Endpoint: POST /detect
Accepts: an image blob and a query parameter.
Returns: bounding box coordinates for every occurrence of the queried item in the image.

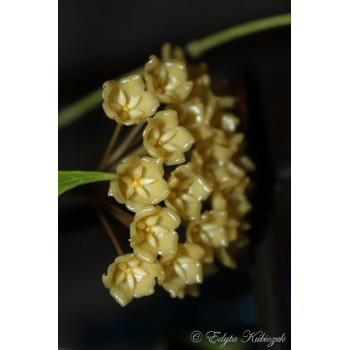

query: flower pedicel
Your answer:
[102,44,254,306]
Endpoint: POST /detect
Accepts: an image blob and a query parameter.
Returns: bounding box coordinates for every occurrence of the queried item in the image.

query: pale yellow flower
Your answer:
[189,71,235,109]
[165,163,213,220]
[130,205,181,263]
[190,149,237,190]
[195,129,233,163]
[211,110,240,133]
[188,73,212,103]
[168,97,216,142]
[192,131,246,190]
[186,192,239,263]
[210,189,228,211]
[166,71,236,142]
[108,156,169,213]
[144,55,193,103]
[102,74,159,125]
[213,182,252,269]
[227,133,256,173]
[224,177,252,219]
[143,109,195,165]
[102,254,160,306]
[158,242,204,298]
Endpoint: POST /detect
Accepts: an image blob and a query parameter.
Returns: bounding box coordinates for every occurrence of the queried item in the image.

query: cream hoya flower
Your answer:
[211,109,240,134]
[214,184,252,269]
[102,254,160,307]
[224,177,252,219]
[228,133,256,173]
[195,128,233,163]
[165,163,213,221]
[158,242,204,298]
[168,96,216,142]
[144,55,193,104]
[186,192,239,263]
[192,131,245,190]
[143,109,195,165]
[102,74,159,125]
[189,71,235,109]
[188,74,214,108]
[130,205,180,263]
[108,156,169,213]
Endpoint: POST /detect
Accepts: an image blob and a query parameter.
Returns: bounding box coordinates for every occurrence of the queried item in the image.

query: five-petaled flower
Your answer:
[102,254,160,307]
[102,74,159,125]
[108,156,169,212]
[191,130,245,190]
[158,242,204,299]
[186,202,239,264]
[144,55,193,104]
[165,163,213,220]
[143,109,195,165]
[130,205,180,263]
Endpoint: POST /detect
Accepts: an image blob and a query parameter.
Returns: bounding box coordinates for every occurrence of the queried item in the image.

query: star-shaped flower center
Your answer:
[115,259,148,289]
[136,215,168,248]
[150,127,178,150]
[110,89,143,121]
[192,223,223,246]
[121,165,156,199]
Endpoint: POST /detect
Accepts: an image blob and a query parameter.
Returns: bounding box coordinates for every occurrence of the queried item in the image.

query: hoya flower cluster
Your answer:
[102,44,254,306]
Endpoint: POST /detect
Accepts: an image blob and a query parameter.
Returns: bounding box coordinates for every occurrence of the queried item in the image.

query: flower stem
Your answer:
[58,88,103,129]
[185,13,291,58]
[92,202,124,256]
[97,123,123,171]
[58,13,290,128]
[107,122,145,169]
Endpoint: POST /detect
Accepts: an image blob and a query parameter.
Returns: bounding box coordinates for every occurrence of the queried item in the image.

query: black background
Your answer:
[59,1,291,349]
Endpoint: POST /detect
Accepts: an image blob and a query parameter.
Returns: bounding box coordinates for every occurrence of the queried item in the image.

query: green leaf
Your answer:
[58,170,118,196]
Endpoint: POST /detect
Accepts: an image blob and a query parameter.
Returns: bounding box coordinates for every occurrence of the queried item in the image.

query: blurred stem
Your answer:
[185,13,291,58]
[97,123,122,171]
[107,123,145,169]
[58,87,103,129]
[58,13,290,128]
[103,201,134,228]
[92,202,124,256]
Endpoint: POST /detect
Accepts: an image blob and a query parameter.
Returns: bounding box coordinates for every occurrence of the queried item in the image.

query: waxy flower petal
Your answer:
[186,206,239,263]
[102,74,159,125]
[165,163,213,220]
[145,55,193,104]
[224,177,252,219]
[143,109,195,165]
[130,205,181,262]
[102,254,160,306]
[109,156,169,212]
[158,242,204,298]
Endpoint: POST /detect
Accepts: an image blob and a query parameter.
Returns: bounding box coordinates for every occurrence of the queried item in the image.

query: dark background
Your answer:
[59,1,291,349]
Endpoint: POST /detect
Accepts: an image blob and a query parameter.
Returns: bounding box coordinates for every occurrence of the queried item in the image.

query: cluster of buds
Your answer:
[101,44,254,306]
